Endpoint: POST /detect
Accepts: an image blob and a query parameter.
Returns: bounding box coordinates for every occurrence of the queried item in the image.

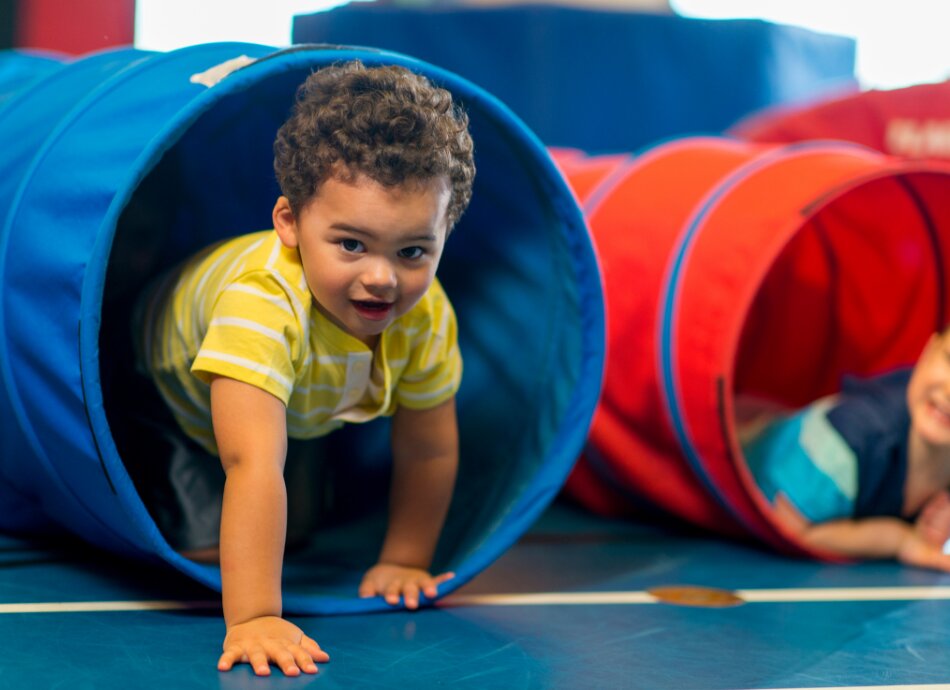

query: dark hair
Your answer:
[274,60,475,230]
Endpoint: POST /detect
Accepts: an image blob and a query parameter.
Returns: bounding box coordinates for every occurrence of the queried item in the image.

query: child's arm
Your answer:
[773,492,950,571]
[210,376,330,677]
[359,396,459,609]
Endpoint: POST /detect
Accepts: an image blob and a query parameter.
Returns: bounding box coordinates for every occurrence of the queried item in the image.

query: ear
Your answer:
[273,196,299,249]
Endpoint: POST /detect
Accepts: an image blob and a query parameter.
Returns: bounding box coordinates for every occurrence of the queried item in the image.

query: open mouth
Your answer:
[353,299,393,320]
[930,400,950,424]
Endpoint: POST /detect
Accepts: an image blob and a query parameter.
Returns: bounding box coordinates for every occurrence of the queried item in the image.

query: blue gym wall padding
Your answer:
[293,6,857,154]
[0,43,605,614]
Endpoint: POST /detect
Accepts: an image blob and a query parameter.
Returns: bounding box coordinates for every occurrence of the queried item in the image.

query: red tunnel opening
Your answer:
[556,139,950,558]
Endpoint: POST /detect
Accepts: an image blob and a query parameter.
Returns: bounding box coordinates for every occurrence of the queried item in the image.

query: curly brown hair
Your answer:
[274,60,475,231]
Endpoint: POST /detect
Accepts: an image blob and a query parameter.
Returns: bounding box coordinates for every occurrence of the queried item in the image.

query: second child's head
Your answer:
[272,61,476,346]
[907,326,950,450]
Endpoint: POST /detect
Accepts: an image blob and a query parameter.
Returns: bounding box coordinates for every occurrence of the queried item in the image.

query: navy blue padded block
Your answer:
[293,6,856,154]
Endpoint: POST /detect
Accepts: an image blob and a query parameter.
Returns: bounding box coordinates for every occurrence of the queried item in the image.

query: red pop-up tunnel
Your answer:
[732,80,950,160]
[556,138,950,554]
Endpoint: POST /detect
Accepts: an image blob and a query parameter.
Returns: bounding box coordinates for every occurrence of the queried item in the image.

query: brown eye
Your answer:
[399,246,425,260]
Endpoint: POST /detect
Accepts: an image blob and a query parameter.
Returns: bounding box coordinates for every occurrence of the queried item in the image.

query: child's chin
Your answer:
[913,420,950,449]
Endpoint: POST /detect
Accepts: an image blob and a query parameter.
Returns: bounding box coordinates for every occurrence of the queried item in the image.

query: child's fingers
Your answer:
[267,647,301,677]
[403,582,421,609]
[219,637,327,677]
[358,577,378,598]
[300,635,330,662]
[358,567,455,606]
[247,648,272,676]
[418,572,454,599]
[919,547,950,572]
[902,539,950,572]
[384,579,404,605]
[217,646,244,671]
[287,645,319,675]
[266,640,317,677]
[432,571,456,586]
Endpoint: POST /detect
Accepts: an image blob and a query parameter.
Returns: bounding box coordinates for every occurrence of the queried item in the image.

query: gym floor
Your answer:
[3,500,950,689]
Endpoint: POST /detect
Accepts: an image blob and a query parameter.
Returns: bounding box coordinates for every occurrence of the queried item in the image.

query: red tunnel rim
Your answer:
[662,144,950,558]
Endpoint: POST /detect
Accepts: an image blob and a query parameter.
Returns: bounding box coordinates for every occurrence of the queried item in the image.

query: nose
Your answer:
[361,256,398,292]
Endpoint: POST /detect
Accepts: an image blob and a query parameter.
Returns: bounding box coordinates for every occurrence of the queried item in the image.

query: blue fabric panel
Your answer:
[0,50,63,109]
[292,7,856,154]
[0,44,277,556]
[0,48,148,535]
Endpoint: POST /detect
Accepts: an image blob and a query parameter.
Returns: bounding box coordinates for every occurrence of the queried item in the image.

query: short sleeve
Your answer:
[742,400,857,523]
[191,271,304,405]
[395,287,463,410]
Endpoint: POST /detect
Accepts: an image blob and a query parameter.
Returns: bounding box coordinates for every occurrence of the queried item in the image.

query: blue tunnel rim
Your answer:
[64,42,604,613]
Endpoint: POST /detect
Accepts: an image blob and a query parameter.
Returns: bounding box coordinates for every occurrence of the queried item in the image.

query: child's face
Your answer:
[273,173,451,347]
[907,331,950,448]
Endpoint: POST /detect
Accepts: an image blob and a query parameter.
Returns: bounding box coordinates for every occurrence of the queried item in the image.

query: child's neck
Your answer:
[359,333,380,351]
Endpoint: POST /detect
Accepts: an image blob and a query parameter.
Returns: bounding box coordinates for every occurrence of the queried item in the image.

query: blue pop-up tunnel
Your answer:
[0,44,604,613]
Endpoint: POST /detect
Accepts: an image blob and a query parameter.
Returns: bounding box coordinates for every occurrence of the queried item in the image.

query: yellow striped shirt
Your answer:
[139,230,462,455]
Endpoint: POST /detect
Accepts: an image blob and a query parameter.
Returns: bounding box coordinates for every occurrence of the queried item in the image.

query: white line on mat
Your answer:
[0,600,219,614]
[743,686,950,690]
[443,586,950,606]
[7,586,950,614]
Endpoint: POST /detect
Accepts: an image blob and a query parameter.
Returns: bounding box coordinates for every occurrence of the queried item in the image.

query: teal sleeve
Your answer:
[742,403,857,523]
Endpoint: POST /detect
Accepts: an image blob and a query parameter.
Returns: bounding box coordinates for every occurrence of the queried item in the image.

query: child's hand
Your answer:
[359,563,455,609]
[915,490,950,547]
[897,528,950,572]
[218,615,329,677]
